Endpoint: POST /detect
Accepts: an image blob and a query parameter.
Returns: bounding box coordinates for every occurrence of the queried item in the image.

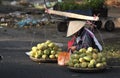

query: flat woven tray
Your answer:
[67,66,107,73]
[30,56,57,63]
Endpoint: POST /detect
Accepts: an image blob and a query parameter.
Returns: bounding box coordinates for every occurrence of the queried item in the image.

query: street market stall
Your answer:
[25,6,109,72]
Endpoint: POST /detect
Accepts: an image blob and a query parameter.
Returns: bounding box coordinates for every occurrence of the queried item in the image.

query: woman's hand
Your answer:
[70,46,77,51]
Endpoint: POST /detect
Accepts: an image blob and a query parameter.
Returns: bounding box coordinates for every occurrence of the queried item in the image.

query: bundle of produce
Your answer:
[67,47,107,69]
[29,40,62,60]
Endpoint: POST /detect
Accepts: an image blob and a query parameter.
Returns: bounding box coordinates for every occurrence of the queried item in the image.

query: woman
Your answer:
[67,21,102,53]
[44,8,101,52]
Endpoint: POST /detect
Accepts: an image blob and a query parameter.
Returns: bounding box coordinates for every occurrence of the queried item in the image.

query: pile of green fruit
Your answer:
[67,47,107,68]
[29,40,62,59]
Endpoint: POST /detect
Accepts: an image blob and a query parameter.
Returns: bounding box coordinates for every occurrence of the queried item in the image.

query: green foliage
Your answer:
[56,0,105,10]
[84,0,105,9]
[102,45,120,58]
[57,0,77,11]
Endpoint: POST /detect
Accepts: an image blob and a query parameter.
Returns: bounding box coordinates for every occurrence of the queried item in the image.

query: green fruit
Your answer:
[34,51,42,58]
[88,63,94,68]
[96,63,103,68]
[37,50,42,54]
[32,46,38,52]
[45,40,52,45]
[79,53,86,57]
[37,50,43,58]
[96,57,101,63]
[81,62,88,68]
[102,62,107,66]
[98,53,103,58]
[70,54,74,59]
[93,49,98,53]
[41,43,47,50]
[86,50,92,54]
[42,55,48,59]
[90,59,96,65]
[83,56,92,61]
[51,50,56,55]
[73,59,79,64]
[35,54,41,58]
[55,54,58,58]
[40,43,45,46]
[79,49,83,53]
[79,58,85,63]
[30,51,36,57]
[48,43,55,48]
[79,48,86,53]
[74,63,80,68]
[68,62,74,67]
[44,49,50,55]
[70,54,79,59]
[72,54,80,59]
[87,47,93,52]
[73,50,79,53]
[86,52,92,56]
[49,55,55,59]
[53,46,59,51]
[92,53,98,59]
[37,44,42,49]
[44,44,48,49]
[101,57,106,62]
[34,54,38,58]
[37,43,45,50]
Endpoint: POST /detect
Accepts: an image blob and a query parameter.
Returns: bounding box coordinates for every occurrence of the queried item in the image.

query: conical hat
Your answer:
[67,21,86,37]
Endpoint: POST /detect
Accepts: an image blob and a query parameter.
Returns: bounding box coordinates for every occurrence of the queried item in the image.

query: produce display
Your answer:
[29,40,62,60]
[67,47,107,69]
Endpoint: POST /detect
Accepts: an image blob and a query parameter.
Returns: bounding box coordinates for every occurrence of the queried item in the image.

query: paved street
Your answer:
[0,24,120,78]
[0,49,120,78]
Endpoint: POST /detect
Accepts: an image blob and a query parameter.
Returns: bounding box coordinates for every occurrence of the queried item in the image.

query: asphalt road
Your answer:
[0,49,120,78]
[0,26,120,78]
[0,12,120,78]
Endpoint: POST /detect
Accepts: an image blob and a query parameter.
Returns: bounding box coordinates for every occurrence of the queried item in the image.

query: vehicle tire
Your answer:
[94,20,102,29]
[57,22,68,32]
[104,20,115,32]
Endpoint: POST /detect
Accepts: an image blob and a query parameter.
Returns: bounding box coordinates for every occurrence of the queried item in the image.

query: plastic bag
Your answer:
[58,52,70,66]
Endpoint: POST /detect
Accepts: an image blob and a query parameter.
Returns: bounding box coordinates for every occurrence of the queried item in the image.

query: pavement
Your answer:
[0,49,120,78]
[0,5,120,78]
[0,24,120,78]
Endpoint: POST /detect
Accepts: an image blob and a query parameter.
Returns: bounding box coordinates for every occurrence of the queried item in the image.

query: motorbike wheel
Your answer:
[104,20,115,32]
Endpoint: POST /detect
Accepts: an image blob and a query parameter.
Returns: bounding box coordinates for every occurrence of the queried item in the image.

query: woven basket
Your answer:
[67,66,107,73]
[30,56,57,63]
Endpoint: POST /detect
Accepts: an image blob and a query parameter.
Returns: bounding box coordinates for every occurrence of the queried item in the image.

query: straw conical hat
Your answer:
[67,21,86,37]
